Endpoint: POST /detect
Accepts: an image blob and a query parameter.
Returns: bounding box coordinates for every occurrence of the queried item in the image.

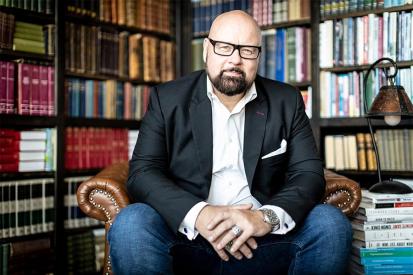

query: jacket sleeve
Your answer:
[127,88,203,233]
[266,89,325,226]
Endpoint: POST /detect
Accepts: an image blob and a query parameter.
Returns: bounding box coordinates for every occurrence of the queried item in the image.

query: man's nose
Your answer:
[228,48,242,64]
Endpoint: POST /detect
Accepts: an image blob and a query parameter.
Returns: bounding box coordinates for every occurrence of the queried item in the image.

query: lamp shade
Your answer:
[367,85,413,117]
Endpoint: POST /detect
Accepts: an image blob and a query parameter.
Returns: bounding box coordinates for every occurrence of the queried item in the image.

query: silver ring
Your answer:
[231,225,242,237]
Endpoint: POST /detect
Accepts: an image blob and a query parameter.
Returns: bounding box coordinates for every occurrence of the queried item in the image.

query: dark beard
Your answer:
[209,68,251,96]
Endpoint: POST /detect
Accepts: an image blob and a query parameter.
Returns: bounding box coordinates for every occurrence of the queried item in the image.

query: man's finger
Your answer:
[230,203,253,210]
[215,248,229,262]
[238,243,253,259]
[216,231,237,250]
[246,237,258,250]
[207,211,231,230]
[230,232,251,253]
[208,219,234,242]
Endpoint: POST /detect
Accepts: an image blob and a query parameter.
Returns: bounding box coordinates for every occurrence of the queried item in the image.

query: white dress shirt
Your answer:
[178,77,296,240]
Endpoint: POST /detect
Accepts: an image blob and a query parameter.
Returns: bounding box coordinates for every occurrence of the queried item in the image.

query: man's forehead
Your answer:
[209,25,260,45]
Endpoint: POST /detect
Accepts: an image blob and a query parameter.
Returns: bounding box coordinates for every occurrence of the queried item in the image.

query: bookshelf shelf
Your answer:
[320,60,413,73]
[65,117,141,129]
[0,6,54,24]
[64,168,102,177]
[289,81,312,88]
[0,232,53,244]
[65,71,162,86]
[319,117,413,128]
[0,114,58,127]
[65,224,105,234]
[0,171,55,181]
[321,4,413,22]
[331,169,413,178]
[0,48,54,63]
[65,14,173,40]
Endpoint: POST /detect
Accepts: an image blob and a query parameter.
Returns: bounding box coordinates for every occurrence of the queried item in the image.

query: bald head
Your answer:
[209,10,261,46]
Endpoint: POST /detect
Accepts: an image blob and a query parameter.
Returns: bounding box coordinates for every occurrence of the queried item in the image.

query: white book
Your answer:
[365,239,413,248]
[362,189,413,203]
[20,130,47,140]
[324,135,335,169]
[19,151,46,161]
[354,227,413,241]
[20,140,46,151]
[18,161,45,172]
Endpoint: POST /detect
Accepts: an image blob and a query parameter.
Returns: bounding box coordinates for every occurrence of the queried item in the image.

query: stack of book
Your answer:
[0,128,55,173]
[0,0,54,14]
[350,189,413,275]
[13,22,45,54]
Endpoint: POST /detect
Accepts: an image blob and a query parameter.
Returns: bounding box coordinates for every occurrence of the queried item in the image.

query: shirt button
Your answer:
[184,227,188,233]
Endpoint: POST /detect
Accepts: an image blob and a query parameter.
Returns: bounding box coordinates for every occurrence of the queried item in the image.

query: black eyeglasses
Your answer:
[207,38,261,60]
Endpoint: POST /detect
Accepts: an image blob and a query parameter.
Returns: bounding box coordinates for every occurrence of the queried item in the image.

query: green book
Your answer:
[13,43,45,54]
[15,21,43,32]
[13,37,44,49]
[14,32,44,42]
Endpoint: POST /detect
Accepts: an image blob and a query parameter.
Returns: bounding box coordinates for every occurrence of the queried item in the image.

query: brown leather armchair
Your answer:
[77,162,361,275]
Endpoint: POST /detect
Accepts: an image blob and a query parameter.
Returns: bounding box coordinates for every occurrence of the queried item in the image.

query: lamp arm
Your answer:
[362,57,397,184]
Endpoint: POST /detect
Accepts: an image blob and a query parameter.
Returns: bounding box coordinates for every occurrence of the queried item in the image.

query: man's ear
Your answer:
[203,38,208,63]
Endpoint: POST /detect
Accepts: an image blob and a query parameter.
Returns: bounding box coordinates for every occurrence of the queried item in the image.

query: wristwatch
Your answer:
[259,208,280,232]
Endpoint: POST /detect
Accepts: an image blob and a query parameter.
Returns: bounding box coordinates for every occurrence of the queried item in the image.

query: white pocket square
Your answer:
[261,139,287,159]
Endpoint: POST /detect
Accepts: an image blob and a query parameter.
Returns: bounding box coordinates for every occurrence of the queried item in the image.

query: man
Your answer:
[108,10,352,275]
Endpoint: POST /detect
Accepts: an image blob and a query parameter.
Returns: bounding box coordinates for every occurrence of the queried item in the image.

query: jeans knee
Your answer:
[307,204,352,245]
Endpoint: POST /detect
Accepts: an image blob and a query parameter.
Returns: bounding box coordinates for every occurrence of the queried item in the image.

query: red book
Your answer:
[0,61,7,113]
[39,65,49,116]
[30,65,41,116]
[6,61,15,114]
[72,127,80,169]
[0,137,19,147]
[0,141,19,153]
[0,152,19,163]
[0,128,19,139]
[47,66,55,116]
[0,163,18,172]
[18,63,31,115]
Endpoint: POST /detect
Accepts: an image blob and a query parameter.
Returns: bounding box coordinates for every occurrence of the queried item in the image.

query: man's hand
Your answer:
[195,204,259,261]
[206,205,272,255]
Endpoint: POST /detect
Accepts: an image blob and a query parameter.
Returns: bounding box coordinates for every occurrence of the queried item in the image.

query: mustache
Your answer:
[221,68,245,77]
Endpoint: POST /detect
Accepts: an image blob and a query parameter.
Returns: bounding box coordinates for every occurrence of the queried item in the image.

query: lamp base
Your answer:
[369,180,413,194]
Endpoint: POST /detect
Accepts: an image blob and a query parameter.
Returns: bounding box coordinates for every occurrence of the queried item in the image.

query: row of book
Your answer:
[65,23,175,82]
[65,127,129,170]
[259,27,311,83]
[321,0,413,17]
[349,188,413,275]
[0,62,55,116]
[325,133,376,171]
[64,177,102,229]
[319,66,413,118]
[0,238,54,275]
[0,128,55,173]
[0,13,54,55]
[325,130,413,171]
[67,0,171,34]
[0,0,53,14]
[0,178,54,239]
[251,0,310,26]
[66,78,151,120]
[319,12,413,68]
[192,0,311,35]
[66,229,106,274]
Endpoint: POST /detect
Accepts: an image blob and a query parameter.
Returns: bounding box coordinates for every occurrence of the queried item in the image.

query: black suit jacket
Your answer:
[128,70,325,233]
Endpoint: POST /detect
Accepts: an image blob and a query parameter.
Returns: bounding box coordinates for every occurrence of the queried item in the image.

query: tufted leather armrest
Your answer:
[77,164,361,274]
[322,169,361,216]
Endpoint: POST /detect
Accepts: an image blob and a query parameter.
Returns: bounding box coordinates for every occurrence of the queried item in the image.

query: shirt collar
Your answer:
[206,74,257,106]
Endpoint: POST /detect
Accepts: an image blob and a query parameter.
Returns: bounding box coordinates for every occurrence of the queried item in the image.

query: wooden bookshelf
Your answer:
[321,4,413,22]
[0,5,54,24]
[0,48,54,62]
[65,117,141,129]
[0,114,58,127]
[318,117,413,128]
[320,60,413,73]
[0,171,55,181]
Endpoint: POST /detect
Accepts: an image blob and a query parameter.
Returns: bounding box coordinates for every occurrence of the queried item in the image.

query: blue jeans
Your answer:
[108,203,352,275]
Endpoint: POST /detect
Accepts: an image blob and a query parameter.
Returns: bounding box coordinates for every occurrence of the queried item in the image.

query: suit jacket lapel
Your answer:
[189,72,213,182]
[244,78,268,188]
